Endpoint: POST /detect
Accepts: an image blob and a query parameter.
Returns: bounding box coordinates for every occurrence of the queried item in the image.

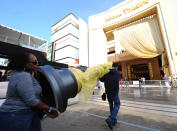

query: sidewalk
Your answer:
[42,102,177,131]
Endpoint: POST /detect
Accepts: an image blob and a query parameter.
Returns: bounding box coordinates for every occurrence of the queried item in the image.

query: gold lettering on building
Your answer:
[105,0,149,22]
[105,14,122,22]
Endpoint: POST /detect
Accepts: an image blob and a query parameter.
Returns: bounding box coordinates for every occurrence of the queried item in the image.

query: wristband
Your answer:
[48,107,53,113]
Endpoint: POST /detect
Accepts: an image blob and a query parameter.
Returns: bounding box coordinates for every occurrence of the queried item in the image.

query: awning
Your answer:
[0,24,46,48]
[113,15,164,58]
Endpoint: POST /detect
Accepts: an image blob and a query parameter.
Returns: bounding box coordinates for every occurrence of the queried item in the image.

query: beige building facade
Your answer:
[89,0,177,80]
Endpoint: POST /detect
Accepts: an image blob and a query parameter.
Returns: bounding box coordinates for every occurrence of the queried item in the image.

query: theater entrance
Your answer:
[131,64,150,80]
[118,57,161,80]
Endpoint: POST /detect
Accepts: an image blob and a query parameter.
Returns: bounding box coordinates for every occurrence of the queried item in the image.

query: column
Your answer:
[127,65,131,80]
[121,62,127,79]
[152,57,161,80]
[148,62,153,80]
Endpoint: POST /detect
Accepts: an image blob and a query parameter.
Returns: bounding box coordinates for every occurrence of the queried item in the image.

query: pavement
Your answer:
[119,87,177,105]
[42,100,177,131]
[41,87,177,131]
[1,86,177,130]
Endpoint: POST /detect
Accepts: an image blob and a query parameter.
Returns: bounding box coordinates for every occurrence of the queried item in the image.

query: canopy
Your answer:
[0,24,46,48]
[113,15,164,58]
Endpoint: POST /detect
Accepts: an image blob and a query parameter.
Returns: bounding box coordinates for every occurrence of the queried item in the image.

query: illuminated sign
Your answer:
[105,0,149,22]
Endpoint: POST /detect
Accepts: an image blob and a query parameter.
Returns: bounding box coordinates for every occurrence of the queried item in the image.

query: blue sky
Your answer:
[1,0,123,42]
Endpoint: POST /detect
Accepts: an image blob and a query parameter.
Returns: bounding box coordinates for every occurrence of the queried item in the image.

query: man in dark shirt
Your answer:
[100,62,121,130]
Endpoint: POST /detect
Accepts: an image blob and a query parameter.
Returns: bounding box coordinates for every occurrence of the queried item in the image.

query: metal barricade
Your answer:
[120,80,172,88]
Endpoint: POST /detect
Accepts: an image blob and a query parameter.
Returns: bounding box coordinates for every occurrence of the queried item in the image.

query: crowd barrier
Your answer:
[119,80,173,88]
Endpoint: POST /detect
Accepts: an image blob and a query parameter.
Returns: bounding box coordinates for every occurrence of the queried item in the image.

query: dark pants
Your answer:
[107,92,120,124]
[139,80,142,88]
[0,110,41,131]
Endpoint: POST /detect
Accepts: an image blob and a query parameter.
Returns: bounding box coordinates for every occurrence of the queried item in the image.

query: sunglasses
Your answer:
[31,60,38,65]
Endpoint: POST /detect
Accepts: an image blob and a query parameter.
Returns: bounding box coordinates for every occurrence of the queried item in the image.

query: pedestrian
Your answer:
[124,76,129,88]
[168,76,172,87]
[97,79,100,89]
[120,78,123,88]
[142,77,145,85]
[0,69,2,81]
[100,62,121,130]
[163,75,168,81]
[0,53,60,131]
[173,74,177,88]
[139,77,142,88]
[163,74,170,87]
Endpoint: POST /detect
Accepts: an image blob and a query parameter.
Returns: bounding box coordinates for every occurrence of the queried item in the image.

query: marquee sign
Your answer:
[105,0,149,22]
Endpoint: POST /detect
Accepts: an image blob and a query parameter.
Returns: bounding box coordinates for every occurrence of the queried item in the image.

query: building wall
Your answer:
[78,18,88,66]
[89,28,107,66]
[55,45,78,60]
[55,35,79,50]
[56,57,76,64]
[89,0,177,78]
[88,19,107,66]
[51,13,88,67]
[51,24,79,42]
[51,14,78,39]
[89,0,157,66]
[159,0,177,77]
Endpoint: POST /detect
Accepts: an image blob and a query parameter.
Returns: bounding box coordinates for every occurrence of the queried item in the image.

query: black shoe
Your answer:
[105,118,113,130]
